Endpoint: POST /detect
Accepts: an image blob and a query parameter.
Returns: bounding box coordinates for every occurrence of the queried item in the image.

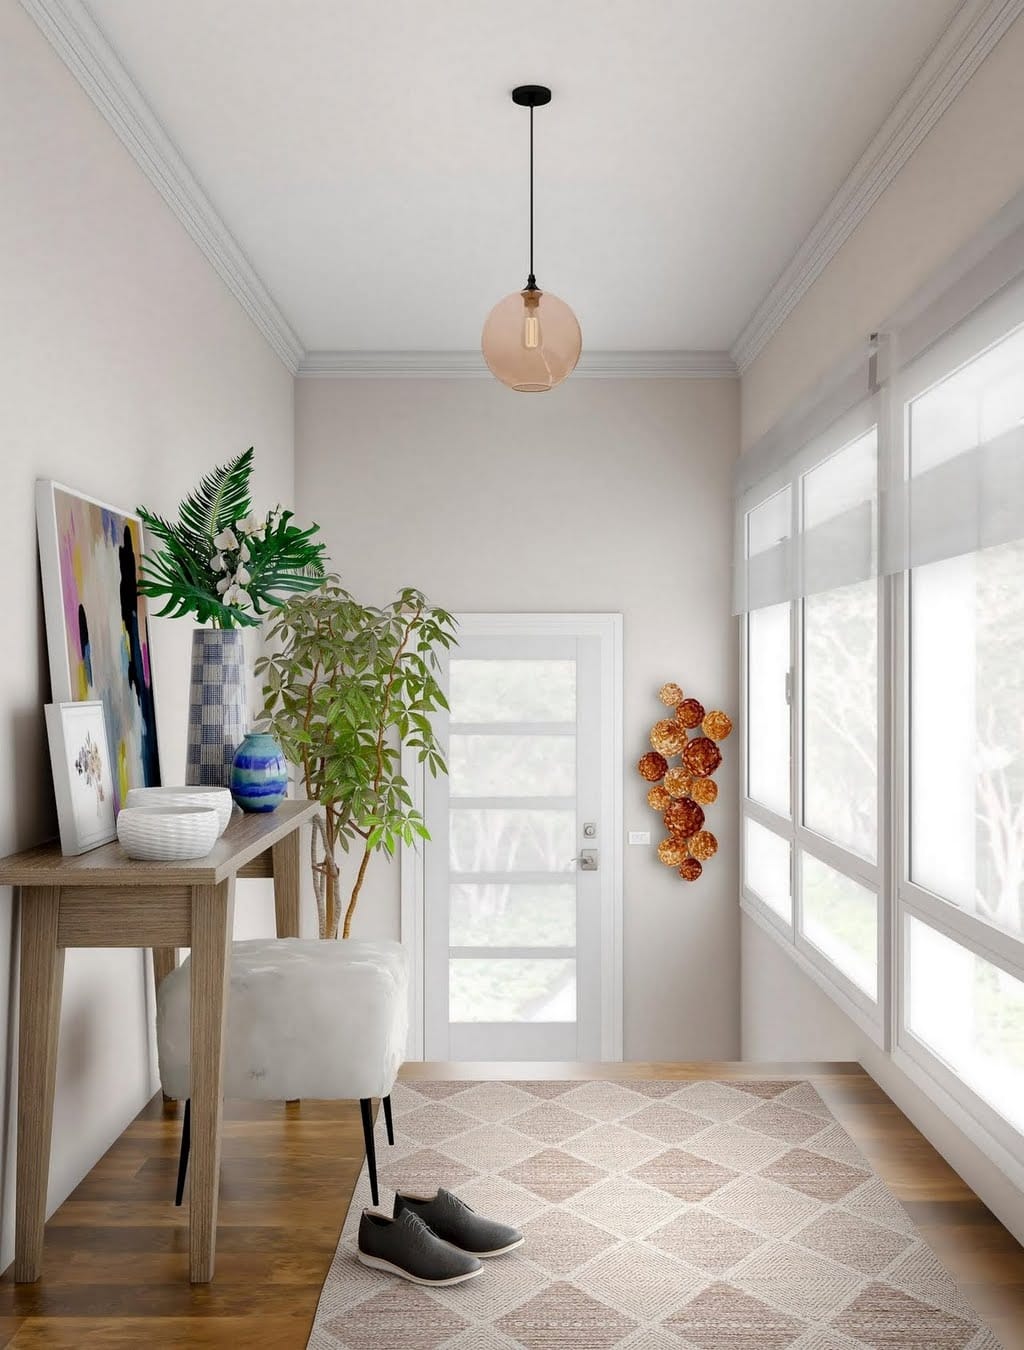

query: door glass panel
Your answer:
[744,818,791,923]
[450,883,576,947]
[802,854,877,999]
[449,660,576,722]
[449,734,575,797]
[449,808,575,873]
[748,603,791,816]
[908,917,1024,1132]
[450,958,576,1022]
[803,579,878,861]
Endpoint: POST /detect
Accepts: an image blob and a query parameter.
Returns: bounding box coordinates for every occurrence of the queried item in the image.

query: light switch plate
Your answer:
[628,830,651,845]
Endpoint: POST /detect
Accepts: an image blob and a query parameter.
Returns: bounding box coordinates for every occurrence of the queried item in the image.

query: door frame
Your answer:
[400,612,624,1062]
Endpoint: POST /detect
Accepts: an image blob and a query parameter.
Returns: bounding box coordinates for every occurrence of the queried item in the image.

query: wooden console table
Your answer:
[0,799,317,1284]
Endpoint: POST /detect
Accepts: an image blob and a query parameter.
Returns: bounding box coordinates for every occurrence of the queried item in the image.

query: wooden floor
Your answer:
[1,1062,1022,1348]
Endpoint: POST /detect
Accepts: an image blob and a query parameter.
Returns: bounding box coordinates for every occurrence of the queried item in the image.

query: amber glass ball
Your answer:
[637,751,669,782]
[690,777,719,806]
[482,288,582,392]
[657,836,689,867]
[688,830,719,862]
[663,797,705,839]
[682,737,723,778]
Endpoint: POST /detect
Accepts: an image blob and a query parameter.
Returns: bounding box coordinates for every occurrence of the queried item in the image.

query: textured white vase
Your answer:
[125,785,234,836]
[116,805,219,861]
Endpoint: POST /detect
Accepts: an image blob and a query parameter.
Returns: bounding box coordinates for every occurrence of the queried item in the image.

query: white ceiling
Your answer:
[83,0,963,355]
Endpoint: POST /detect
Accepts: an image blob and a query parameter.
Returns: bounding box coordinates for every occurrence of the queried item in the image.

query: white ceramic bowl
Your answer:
[124,785,234,836]
[116,805,220,861]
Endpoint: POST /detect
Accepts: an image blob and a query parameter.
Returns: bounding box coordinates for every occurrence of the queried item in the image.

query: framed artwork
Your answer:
[36,481,161,811]
[45,701,117,854]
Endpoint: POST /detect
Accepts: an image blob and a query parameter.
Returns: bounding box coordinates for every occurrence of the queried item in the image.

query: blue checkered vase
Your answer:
[185,628,249,787]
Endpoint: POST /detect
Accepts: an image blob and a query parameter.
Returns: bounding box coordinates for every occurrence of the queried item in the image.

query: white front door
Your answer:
[419,615,622,1061]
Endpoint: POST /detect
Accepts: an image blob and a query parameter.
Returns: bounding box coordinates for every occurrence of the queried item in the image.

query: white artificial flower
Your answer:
[224,585,251,609]
[210,552,227,572]
[236,513,260,536]
[216,576,231,594]
[238,541,251,562]
[235,565,251,586]
[213,528,238,550]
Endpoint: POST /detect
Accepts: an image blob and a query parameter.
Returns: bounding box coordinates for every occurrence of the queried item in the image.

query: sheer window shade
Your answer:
[735,403,878,614]
[736,189,1024,616]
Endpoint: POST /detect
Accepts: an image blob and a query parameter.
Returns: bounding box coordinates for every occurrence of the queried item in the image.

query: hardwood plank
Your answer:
[14,888,65,1284]
[0,801,317,888]
[187,880,235,1283]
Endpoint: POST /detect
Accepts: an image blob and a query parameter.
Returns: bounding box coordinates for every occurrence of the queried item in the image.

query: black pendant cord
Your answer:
[527,105,537,290]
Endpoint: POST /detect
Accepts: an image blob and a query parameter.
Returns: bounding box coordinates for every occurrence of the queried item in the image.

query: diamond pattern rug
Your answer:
[307,1080,1004,1349]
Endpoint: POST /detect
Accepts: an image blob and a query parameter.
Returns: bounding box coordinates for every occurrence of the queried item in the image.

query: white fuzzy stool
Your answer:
[157,937,409,1206]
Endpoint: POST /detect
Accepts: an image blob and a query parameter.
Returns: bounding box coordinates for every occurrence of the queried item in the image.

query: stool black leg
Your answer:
[359,1098,379,1207]
[175,1099,191,1207]
[383,1094,395,1146]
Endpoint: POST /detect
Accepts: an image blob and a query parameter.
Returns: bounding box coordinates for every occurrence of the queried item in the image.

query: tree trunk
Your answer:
[342,844,373,939]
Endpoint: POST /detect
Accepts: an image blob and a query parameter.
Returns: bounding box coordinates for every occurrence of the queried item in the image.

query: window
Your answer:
[906,917,1024,1134]
[743,817,791,924]
[897,315,1024,1148]
[740,293,1024,1162]
[740,408,882,1036]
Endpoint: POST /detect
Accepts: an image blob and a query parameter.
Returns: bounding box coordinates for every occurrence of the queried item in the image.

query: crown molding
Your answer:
[21,0,305,374]
[297,349,737,379]
[731,0,1024,374]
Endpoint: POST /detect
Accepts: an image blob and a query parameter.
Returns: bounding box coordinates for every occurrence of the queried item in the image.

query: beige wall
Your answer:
[296,376,740,1061]
[741,11,1024,450]
[0,5,293,1266]
[739,12,1024,1244]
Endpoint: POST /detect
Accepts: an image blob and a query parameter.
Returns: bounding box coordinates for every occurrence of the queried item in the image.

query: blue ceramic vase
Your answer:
[230,731,288,813]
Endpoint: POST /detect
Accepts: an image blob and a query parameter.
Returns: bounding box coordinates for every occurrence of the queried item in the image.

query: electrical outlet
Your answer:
[628,830,651,846]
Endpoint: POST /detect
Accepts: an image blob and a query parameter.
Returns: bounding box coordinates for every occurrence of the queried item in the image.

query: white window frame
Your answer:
[739,406,888,1048]
[888,330,1024,1181]
[741,295,1024,1170]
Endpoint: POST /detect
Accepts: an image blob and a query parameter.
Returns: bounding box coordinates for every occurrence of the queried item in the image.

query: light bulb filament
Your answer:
[523,313,541,349]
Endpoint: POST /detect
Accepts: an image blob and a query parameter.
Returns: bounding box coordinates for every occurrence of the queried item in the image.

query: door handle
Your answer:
[568,849,599,872]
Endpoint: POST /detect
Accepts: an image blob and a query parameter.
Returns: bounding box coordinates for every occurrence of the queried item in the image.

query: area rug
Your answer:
[307,1079,1004,1349]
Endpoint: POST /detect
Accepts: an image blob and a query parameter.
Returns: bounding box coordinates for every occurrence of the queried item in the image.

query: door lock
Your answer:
[569,849,599,871]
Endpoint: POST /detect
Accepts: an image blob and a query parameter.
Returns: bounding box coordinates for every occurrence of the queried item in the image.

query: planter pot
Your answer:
[185,628,249,788]
[230,732,288,812]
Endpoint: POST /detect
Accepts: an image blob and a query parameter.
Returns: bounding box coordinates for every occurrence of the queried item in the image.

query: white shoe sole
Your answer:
[357,1251,483,1286]
[475,1236,526,1257]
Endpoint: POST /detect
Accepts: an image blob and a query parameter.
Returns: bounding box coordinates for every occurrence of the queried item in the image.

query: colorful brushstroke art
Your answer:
[37,482,161,810]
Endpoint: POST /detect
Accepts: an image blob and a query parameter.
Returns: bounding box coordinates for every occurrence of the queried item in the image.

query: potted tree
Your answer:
[257,578,457,938]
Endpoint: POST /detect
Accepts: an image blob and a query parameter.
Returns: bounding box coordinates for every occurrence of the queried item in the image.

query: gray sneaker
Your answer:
[357,1208,483,1286]
[394,1188,525,1257]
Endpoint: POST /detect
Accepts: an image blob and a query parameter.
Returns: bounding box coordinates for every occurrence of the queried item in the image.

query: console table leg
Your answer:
[188,878,234,1283]
[272,828,301,938]
[15,886,65,1282]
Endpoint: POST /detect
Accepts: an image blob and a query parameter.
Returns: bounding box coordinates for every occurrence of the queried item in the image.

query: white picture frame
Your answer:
[45,701,117,855]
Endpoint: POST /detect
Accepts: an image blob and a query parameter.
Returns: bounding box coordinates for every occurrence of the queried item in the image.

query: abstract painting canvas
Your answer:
[37,481,161,811]
[44,701,116,855]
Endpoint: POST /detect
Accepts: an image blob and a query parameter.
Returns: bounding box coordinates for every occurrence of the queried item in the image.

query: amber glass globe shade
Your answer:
[481,288,582,392]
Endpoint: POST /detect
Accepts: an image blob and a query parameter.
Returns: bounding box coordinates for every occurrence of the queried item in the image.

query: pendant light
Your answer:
[482,85,582,392]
